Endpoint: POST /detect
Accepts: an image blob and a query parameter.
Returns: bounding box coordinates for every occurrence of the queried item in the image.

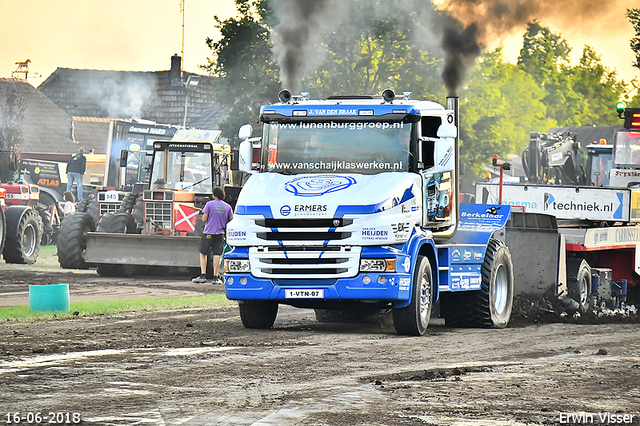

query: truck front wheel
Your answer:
[393,255,433,336]
[239,301,278,329]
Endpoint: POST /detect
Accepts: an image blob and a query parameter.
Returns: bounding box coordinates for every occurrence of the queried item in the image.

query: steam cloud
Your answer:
[86,72,156,119]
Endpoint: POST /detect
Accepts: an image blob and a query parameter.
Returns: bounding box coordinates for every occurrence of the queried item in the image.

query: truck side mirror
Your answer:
[238,124,253,140]
[119,149,128,168]
[437,123,457,139]
[238,140,253,173]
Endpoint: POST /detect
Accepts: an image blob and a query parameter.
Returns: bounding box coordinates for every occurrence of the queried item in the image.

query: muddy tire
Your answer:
[76,196,99,225]
[393,255,433,336]
[57,212,95,269]
[97,212,136,234]
[36,203,54,245]
[239,301,278,329]
[3,207,41,264]
[117,193,138,214]
[567,258,591,314]
[441,240,514,328]
[0,206,5,255]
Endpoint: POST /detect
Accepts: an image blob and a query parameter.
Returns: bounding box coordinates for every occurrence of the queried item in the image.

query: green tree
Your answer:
[571,45,626,124]
[0,86,25,182]
[460,47,554,174]
[201,0,280,145]
[517,22,589,127]
[304,1,445,101]
[628,8,640,72]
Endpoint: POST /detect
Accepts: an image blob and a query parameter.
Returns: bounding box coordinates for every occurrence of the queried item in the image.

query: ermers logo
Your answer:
[294,204,327,212]
[285,175,356,197]
[280,205,291,216]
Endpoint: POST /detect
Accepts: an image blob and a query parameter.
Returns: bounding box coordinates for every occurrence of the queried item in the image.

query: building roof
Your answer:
[37,58,225,129]
[0,78,78,156]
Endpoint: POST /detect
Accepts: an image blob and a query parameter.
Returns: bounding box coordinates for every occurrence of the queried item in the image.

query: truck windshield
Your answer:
[262,121,411,174]
[613,130,640,168]
[150,150,213,192]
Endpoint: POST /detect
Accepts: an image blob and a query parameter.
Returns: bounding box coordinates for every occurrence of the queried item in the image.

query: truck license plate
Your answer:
[285,289,324,299]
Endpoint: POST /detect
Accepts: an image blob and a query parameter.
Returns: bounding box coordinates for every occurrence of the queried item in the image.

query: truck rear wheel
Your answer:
[57,212,95,269]
[393,255,433,336]
[441,239,514,328]
[239,301,278,329]
[3,207,41,264]
[567,258,591,314]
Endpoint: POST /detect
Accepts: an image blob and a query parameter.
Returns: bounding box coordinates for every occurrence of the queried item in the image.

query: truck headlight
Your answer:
[360,259,396,272]
[226,259,250,273]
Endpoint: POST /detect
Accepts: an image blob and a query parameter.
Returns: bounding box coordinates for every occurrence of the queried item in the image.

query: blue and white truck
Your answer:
[224,89,515,335]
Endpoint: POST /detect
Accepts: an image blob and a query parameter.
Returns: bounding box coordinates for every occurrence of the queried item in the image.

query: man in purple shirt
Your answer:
[192,187,233,284]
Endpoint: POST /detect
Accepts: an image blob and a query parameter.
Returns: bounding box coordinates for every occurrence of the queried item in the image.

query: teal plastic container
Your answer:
[29,283,70,312]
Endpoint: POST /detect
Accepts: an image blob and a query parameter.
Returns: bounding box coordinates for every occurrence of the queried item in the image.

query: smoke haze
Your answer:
[86,73,156,119]
[270,0,344,94]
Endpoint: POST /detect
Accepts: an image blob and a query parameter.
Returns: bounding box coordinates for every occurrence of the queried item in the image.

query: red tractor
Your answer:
[0,181,43,264]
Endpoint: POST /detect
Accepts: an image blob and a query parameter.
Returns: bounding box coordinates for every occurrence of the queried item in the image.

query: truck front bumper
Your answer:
[225,272,411,303]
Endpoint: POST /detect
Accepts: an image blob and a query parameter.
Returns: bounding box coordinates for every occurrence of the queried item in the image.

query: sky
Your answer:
[0,0,638,89]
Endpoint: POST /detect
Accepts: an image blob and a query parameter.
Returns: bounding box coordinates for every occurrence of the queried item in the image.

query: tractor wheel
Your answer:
[441,239,514,328]
[3,207,41,264]
[36,203,54,245]
[57,212,95,269]
[393,255,433,336]
[0,207,6,256]
[97,212,136,234]
[118,193,138,214]
[238,301,279,329]
[567,258,591,314]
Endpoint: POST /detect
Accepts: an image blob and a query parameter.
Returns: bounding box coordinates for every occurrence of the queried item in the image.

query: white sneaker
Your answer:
[192,275,207,283]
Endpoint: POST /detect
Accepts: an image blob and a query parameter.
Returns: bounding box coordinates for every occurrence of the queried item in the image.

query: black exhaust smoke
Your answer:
[437,0,614,95]
[270,0,340,94]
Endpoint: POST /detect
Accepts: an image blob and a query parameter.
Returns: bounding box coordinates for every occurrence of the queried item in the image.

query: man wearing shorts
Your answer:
[192,187,233,284]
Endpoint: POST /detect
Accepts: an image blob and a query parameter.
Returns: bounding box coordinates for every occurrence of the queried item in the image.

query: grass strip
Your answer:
[0,294,234,322]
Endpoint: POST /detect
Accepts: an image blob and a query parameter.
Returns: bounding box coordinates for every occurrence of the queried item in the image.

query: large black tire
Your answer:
[57,212,95,269]
[118,193,138,214]
[393,255,433,336]
[3,208,41,264]
[94,212,137,277]
[441,239,514,328]
[0,207,5,255]
[36,203,54,245]
[97,212,136,234]
[76,195,99,225]
[239,301,279,329]
[567,258,591,314]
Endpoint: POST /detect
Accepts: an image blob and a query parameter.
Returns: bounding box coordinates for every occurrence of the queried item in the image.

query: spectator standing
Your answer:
[62,191,76,215]
[66,147,86,200]
[192,187,233,284]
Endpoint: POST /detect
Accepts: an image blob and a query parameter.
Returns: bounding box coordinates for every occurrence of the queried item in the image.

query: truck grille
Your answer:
[249,246,361,279]
[100,203,121,216]
[145,201,172,229]
[254,218,353,243]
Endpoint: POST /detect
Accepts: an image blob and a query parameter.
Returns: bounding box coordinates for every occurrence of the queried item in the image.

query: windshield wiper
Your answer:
[182,176,211,191]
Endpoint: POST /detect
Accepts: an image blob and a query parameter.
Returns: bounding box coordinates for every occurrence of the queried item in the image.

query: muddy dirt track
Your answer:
[1,262,640,426]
